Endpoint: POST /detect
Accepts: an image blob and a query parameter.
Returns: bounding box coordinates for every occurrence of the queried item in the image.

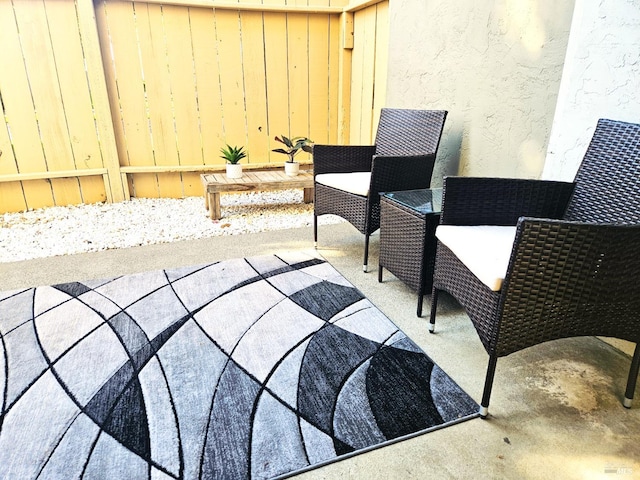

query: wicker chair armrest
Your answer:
[369,153,437,197]
[312,145,377,175]
[440,176,576,226]
[496,218,640,355]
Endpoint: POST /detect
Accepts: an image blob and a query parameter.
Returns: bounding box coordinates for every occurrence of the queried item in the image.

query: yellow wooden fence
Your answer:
[0,0,388,213]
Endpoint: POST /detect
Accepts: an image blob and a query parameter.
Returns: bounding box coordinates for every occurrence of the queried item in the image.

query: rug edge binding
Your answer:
[271,412,481,480]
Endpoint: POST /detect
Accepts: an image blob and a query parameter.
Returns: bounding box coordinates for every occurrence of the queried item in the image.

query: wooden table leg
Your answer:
[202,176,209,210]
[303,187,314,203]
[209,192,221,220]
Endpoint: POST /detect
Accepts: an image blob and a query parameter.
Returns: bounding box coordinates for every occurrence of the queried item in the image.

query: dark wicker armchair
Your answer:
[429,118,640,417]
[313,108,447,271]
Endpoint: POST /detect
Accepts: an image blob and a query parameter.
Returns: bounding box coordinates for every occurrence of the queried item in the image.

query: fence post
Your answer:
[76,0,127,203]
[338,11,353,144]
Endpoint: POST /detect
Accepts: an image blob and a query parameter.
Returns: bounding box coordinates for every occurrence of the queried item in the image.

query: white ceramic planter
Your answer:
[284,161,300,176]
[226,163,243,179]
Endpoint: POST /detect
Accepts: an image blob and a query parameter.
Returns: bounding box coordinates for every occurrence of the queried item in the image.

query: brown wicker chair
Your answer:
[313,108,447,271]
[429,118,640,417]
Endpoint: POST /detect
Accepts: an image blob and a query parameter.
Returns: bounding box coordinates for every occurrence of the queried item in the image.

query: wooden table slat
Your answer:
[201,170,314,220]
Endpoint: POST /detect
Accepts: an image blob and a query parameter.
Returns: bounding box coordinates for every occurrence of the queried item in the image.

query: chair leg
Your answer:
[428,288,439,333]
[363,234,370,272]
[313,213,318,249]
[417,284,425,318]
[480,354,499,418]
[378,265,383,283]
[624,343,640,408]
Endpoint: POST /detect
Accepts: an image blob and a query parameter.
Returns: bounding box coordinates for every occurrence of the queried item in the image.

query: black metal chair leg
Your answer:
[417,284,425,318]
[624,343,640,408]
[313,213,318,248]
[378,265,383,283]
[429,288,439,333]
[363,234,370,272]
[480,354,499,418]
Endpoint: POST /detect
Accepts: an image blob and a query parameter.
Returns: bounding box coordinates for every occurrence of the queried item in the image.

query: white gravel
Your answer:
[0,190,344,263]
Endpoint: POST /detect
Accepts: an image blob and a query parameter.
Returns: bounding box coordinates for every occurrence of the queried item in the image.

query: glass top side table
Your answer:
[378,188,443,317]
[382,188,442,214]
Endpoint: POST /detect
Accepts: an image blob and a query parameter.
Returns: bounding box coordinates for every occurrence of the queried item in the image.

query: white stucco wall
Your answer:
[386,0,575,185]
[543,0,640,181]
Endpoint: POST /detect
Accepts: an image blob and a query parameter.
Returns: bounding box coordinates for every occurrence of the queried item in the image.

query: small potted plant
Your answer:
[272,135,313,176]
[220,144,247,179]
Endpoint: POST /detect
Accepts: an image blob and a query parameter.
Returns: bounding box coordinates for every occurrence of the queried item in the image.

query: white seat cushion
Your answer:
[315,172,371,197]
[435,225,517,291]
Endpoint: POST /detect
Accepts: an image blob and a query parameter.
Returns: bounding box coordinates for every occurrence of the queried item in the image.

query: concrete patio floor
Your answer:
[1,222,639,479]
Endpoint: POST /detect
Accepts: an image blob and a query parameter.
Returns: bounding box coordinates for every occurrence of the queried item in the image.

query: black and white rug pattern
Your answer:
[0,252,478,479]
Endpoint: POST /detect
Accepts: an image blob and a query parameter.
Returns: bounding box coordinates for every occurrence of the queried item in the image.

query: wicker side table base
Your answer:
[379,192,441,317]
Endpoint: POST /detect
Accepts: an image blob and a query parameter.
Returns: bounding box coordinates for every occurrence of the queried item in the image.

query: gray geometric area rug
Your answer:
[0,252,479,479]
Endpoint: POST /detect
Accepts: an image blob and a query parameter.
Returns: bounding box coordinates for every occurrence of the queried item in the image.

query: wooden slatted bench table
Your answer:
[201,170,314,220]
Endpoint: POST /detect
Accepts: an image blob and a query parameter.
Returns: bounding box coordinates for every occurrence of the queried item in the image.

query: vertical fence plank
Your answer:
[215,9,247,148]
[309,14,330,145]
[372,1,388,134]
[263,11,289,162]
[0,109,26,213]
[240,11,269,164]
[164,5,204,196]
[0,182,26,213]
[45,0,107,204]
[136,5,175,166]
[328,14,341,144]
[350,10,364,143]
[180,172,202,196]
[76,0,127,203]
[137,3,182,198]
[0,5,27,214]
[0,120,17,178]
[164,5,202,166]
[13,0,82,206]
[0,110,17,180]
[0,0,54,210]
[360,6,376,142]
[102,1,157,197]
[351,5,376,143]
[190,7,224,166]
[287,12,311,160]
[95,0,131,195]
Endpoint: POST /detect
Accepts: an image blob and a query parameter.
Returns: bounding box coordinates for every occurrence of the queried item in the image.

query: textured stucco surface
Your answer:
[544,0,640,181]
[386,0,575,184]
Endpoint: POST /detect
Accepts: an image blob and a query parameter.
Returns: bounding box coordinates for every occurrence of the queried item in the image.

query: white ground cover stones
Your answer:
[0,190,343,263]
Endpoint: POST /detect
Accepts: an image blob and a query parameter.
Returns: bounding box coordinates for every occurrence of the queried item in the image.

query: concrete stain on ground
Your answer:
[526,359,613,415]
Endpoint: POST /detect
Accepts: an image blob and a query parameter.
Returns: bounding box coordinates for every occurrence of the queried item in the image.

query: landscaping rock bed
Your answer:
[0,190,343,263]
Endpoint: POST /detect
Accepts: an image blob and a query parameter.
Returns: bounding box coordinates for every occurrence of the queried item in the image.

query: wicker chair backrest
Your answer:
[565,118,640,224]
[374,108,447,157]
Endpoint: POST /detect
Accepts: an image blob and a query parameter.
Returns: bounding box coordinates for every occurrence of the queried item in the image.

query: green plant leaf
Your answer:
[219,144,246,164]
[272,135,313,159]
